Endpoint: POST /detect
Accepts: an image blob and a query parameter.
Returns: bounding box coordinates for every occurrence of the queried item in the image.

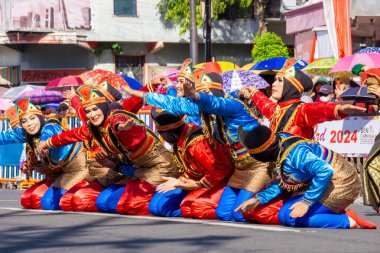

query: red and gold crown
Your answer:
[15,98,43,119]
[194,68,223,92]
[94,81,116,102]
[277,58,304,92]
[76,84,107,108]
[360,68,380,87]
[178,58,195,83]
[4,106,20,128]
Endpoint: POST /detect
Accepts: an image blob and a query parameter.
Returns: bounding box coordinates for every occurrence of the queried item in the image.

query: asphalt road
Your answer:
[0,190,379,253]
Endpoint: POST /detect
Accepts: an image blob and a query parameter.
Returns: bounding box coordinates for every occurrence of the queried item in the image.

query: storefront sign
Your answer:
[22,69,87,83]
[313,116,380,157]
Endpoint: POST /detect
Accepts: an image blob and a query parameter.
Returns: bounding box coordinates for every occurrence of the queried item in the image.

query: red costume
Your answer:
[45,85,177,215]
[174,124,233,219]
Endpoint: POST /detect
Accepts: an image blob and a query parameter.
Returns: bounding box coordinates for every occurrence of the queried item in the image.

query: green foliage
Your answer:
[251,32,289,62]
[157,0,253,35]
[93,42,123,57]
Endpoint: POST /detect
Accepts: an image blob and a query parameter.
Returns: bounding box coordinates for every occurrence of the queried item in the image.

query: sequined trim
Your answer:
[249,133,276,154]
[277,70,304,92]
[82,97,107,108]
[156,118,185,131]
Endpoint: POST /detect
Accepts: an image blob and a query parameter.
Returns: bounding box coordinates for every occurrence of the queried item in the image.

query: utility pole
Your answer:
[190,0,198,65]
[205,0,212,62]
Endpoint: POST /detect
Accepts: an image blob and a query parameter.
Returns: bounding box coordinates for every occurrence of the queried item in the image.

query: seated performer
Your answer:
[149,108,233,218]
[235,124,376,229]
[0,98,89,210]
[124,60,272,222]
[38,85,178,215]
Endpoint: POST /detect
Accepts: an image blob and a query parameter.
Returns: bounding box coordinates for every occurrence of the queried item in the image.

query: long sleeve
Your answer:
[49,125,92,148]
[121,85,151,113]
[186,140,232,189]
[69,94,87,124]
[195,93,244,117]
[288,147,334,206]
[255,180,284,205]
[298,102,346,128]
[0,128,26,145]
[110,114,147,150]
[145,93,200,116]
[251,90,277,119]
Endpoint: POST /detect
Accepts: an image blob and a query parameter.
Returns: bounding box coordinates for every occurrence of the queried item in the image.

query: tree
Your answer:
[157,0,255,35]
[251,32,289,62]
[255,0,269,35]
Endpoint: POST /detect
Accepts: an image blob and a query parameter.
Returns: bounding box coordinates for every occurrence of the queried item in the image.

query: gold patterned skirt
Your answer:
[86,158,124,187]
[362,155,380,212]
[132,139,178,187]
[51,149,91,190]
[227,155,273,193]
[318,155,360,213]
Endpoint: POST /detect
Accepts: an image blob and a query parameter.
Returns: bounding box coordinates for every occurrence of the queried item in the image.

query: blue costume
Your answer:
[143,91,271,221]
[0,122,86,210]
[248,132,360,228]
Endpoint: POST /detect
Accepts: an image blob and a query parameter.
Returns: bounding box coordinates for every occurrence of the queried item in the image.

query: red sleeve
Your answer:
[69,94,87,124]
[110,114,147,150]
[121,85,151,113]
[298,102,346,127]
[49,125,92,148]
[186,140,232,189]
[251,90,277,119]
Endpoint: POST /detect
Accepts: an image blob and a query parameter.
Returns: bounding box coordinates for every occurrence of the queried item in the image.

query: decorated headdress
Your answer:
[194,69,223,92]
[151,108,185,132]
[360,68,380,87]
[76,84,107,108]
[238,125,280,162]
[178,58,196,83]
[15,98,43,119]
[93,81,122,103]
[4,106,20,128]
[277,58,313,93]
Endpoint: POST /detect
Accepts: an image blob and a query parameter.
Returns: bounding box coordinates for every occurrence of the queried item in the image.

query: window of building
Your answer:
[114,0,137,16]
[115,55,145,82]
[218,3,255,20]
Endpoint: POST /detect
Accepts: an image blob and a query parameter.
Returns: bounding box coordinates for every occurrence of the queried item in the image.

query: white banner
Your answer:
[313,116,380,157]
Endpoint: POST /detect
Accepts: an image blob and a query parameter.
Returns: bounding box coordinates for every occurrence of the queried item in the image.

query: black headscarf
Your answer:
[151,108,185,144]
[238,125,280,162]
[278,69,313,102]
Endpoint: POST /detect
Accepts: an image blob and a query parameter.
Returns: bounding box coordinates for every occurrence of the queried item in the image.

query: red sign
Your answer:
[22,69,88,83]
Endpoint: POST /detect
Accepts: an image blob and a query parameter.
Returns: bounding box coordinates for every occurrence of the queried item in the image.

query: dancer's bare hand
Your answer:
[63,86,76,99]
[151,76,168,87]
[234,197,261,213]
[156,177,179,193]
[116,118,135,131]
[338,104,367,115]
[289,201,310,218]
[368,85,380,97]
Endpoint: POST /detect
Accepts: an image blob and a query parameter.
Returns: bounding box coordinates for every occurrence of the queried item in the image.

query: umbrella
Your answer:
[14,88,64,105]
[80,69,127,90]
[119,75,143,90]
[251,57,307,70]
[356,47,380,54]
[221,70,269,93]
[330,53,380,77]
[194,61,241,73]
[45,76,83,91]
[303,57,338,76]
[3,85,41,99]
[338,85,376,104]
[241,63,256,70]
[0,98,14,110]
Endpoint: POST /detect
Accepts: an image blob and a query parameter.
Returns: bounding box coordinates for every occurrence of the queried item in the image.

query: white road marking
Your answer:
[0,207,302,233]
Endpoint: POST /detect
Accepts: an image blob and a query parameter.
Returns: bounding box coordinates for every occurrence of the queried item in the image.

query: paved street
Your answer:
[0,189,379,253]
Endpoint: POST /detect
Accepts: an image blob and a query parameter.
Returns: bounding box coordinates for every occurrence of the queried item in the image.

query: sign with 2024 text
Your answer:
[313,116,380,157]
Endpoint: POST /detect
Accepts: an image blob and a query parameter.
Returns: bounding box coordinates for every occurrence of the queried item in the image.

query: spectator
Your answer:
[57,100,70,119]
[319,84,335,102]
[311,77,328,102]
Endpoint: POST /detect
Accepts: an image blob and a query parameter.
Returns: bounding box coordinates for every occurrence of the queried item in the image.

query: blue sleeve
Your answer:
[145,93,200,116]
[289,147,334,206]
[255,179,284,205]
[195,92,244,117]
[0,128,26,145]
[167,87,177,97]
[40,124,63,141]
